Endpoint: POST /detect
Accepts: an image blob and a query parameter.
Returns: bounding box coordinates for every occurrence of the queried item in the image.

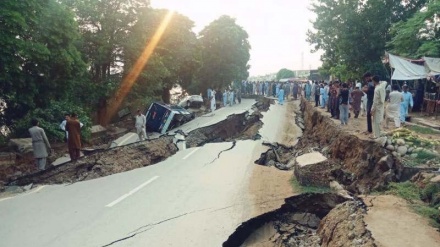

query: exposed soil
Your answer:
[295,99,404,194]
[6,98,272,187]
[223,193,374,247]
[227,97,440,247]
[362,195,440,247]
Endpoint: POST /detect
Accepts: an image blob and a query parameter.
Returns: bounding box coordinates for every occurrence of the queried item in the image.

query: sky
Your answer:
[150,0,322,77]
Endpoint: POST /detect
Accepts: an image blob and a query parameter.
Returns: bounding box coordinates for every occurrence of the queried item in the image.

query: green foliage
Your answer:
[421,183,440,207]
[388,0,440,58]
[387,182,421,201]
[414,150,440,163]
[407,125,440,135]
[124,9,200,104]
[276,68,295,80]
[13,100,92,142]
[385,181,440,228]
[0,0,88,128]
[197,15,251,93]
[307,0,426,80]
[290,178,332,194]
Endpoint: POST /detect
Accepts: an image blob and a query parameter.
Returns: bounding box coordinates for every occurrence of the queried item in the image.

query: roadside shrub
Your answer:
[12,100,92,142]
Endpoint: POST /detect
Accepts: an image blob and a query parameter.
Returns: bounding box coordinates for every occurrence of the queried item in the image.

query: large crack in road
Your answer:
[7,97,273,186]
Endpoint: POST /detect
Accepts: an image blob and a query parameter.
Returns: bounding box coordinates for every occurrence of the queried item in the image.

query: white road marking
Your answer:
[105,176,159,208]
[118,133,137,146]
[182,148,200,160]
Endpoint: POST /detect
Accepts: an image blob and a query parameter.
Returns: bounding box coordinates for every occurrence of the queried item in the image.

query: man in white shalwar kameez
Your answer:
[370,76,386,139]
[210,90,216,112]
[386,84,403,128]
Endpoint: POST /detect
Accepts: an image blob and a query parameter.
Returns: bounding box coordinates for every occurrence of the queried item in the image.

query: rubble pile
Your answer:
[10,136,178,186]
[223,193,374,247]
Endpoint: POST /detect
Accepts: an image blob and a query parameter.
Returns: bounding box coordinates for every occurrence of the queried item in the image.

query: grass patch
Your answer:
[385,182,440,228]
[290,178,332,194]
[414,150,440,163]
[387,181,421,201]
[407,125,440,135]
[412,204,440,228]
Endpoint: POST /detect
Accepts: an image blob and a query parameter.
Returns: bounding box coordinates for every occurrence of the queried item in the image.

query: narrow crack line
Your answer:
[209,196,288,213]
[204,141,237,166]
[101,207,211,247]
[127,207,211,235]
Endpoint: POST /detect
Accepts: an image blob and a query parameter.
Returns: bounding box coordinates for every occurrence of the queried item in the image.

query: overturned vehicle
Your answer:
[145,102,195,134]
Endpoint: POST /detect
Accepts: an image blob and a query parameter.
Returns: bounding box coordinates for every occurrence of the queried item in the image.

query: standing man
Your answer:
[314,81,320,107]
[278,83,285,105]
[65,113,82,161]
[386,84,403,129]
[211,89,217,111]
[370,76,386,139]
[60,113,83,141]
[363,72,375,135]
[135,109,148,141]
[59,114,70,142]
[400,85,414,125]
[29,119,51,170]
[351,85,364,118]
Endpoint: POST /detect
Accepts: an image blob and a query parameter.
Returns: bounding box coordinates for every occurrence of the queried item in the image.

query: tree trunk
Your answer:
[97,98,107,126]
[162,87,171,104]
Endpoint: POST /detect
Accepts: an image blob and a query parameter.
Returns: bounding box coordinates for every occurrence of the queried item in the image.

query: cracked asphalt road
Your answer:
[0,99,290,247]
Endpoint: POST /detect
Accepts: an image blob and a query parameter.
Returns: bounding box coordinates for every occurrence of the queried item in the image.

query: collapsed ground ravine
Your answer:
[223,97,416,247]
[7,97,273,186]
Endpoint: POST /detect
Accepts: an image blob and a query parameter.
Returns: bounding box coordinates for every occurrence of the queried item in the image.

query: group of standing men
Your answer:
[29,113,83,171]
[306,72,414,139]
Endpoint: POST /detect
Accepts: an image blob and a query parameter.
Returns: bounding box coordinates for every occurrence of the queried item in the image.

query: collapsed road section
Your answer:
[223,193,374,247]
[7,97,273,187]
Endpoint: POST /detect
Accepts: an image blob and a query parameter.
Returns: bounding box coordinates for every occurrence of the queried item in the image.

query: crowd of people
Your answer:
[292,72,415,139]
[223,73,419,140]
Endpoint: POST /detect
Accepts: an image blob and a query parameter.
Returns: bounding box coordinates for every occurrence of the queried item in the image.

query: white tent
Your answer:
[424,57,440,75]
[389,53,427,80]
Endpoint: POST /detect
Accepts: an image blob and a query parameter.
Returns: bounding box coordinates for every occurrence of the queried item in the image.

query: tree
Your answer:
[65,0,150,124]
[122,8,199,107]
[276,68,295,80]
[307,0,427,81]
[388,0,440,58]
[0,0,88,130]
[197,16,251,94]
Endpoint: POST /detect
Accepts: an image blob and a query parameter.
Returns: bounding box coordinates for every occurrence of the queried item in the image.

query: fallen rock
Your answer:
[386,145,395,151]
[223,193,349,247]
[386,138,392,146]
[397,146,408,156]
[8,138,33,154]
[396,139,406,146]
[294,152,335,187]
[375,137,388,147]
[317,200,375,247]
[296,152,327,167]
[377,155,394,172]
[430,175,440,183]
[5,185,24,193]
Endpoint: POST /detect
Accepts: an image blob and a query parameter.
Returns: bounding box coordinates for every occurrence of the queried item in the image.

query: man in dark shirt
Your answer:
[362,72,375,134]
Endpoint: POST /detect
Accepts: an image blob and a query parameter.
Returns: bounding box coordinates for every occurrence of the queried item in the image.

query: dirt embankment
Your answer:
[294,98,404,194]
[228,98,440,247]
[6,98,272,187]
